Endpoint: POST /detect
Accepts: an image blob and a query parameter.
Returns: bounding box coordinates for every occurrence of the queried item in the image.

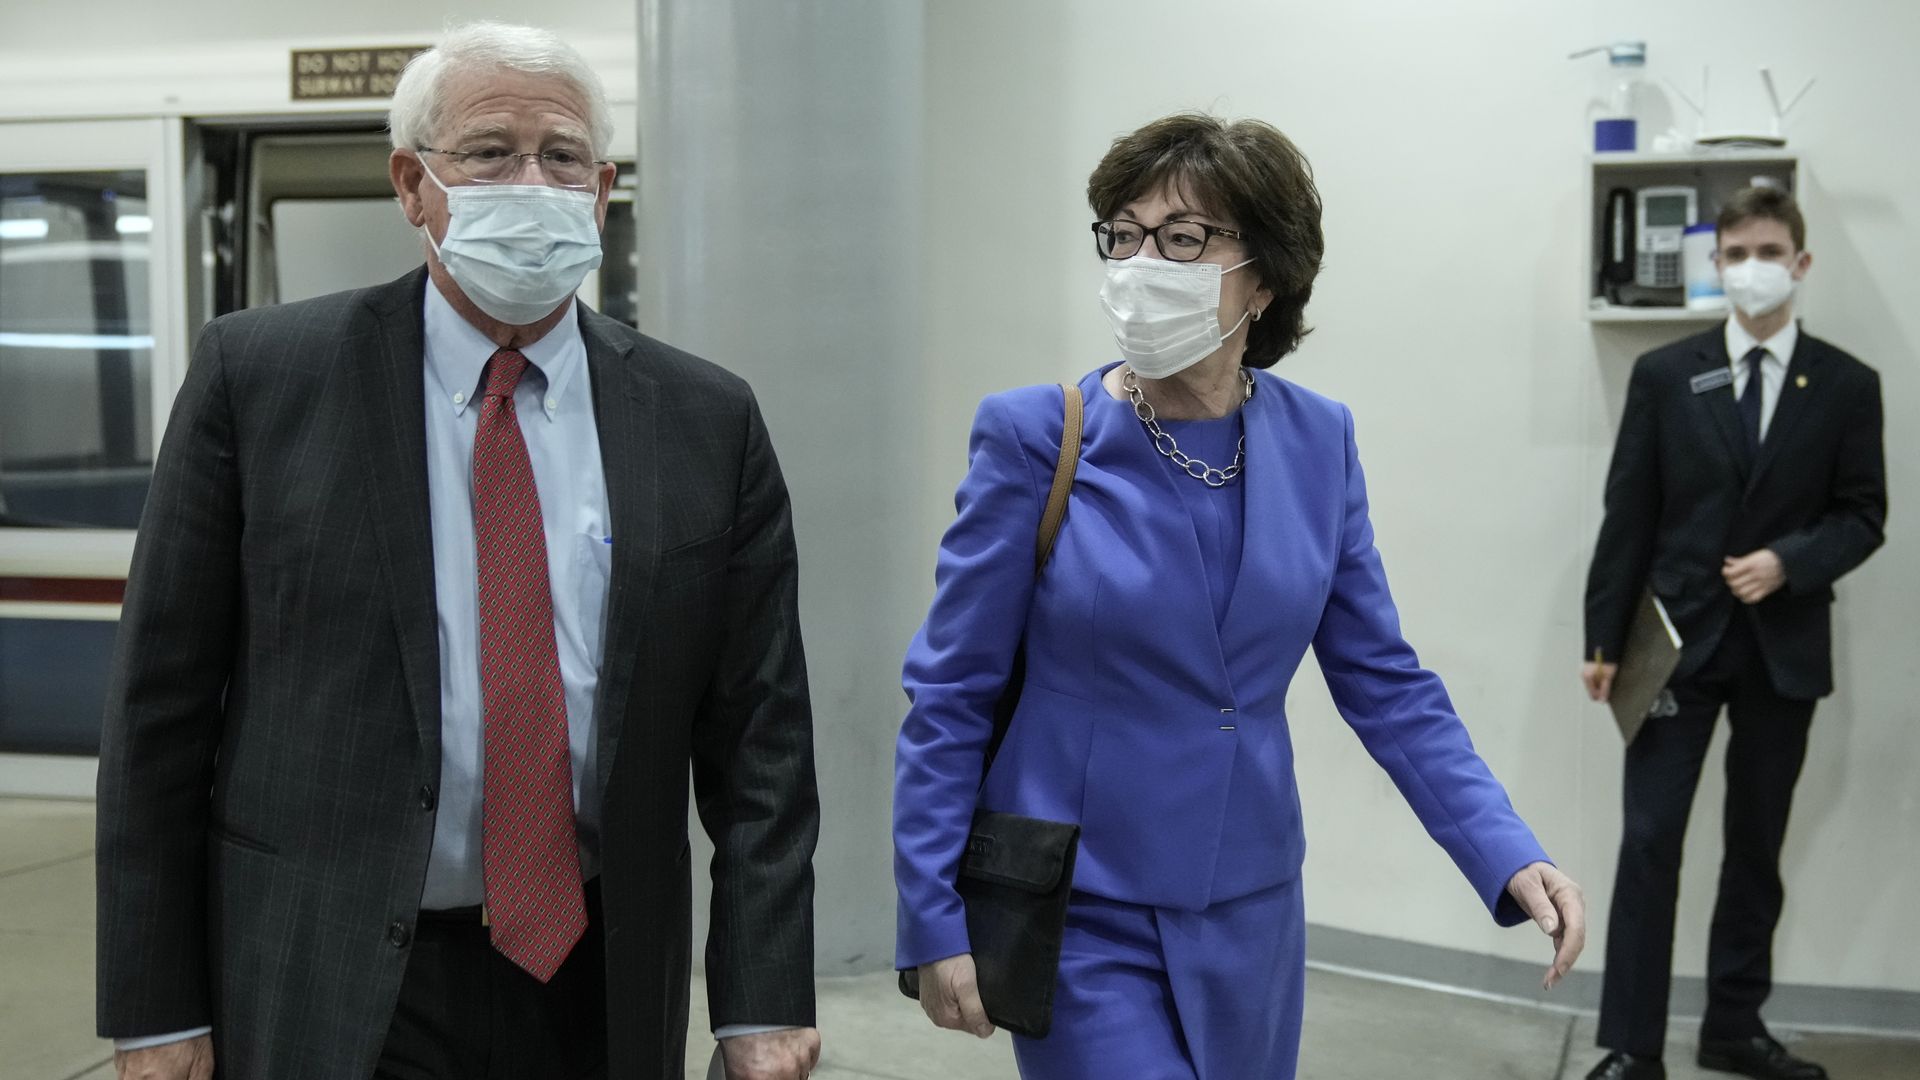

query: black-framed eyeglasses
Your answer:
[416,146,611,189]
[1091,218,1244,262]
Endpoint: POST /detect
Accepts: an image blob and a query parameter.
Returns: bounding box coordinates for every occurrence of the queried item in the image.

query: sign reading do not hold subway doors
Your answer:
[291,47,429,100]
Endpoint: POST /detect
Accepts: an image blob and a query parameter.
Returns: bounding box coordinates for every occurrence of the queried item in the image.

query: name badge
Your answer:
[1690,368,1734,394]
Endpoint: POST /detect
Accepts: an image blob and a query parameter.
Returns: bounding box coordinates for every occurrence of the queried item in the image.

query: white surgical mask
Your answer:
[422,164,603,325]
[1099,258,1254,379]
[1718,258,1796,318]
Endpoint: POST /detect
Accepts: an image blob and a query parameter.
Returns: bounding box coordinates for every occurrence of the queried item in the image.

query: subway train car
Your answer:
[0,35,639,796]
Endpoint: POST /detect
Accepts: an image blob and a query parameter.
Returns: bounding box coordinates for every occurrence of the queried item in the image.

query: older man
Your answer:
[96,22,820,1080]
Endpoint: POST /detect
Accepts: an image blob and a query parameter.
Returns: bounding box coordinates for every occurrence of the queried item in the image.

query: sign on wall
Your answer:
[291,47,429,101]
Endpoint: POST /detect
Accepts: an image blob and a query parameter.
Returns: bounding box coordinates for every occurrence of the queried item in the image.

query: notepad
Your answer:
[1611,590,1683,744]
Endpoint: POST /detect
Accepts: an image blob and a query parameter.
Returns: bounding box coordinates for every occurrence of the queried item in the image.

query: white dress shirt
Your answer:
[1726,316,1798,442]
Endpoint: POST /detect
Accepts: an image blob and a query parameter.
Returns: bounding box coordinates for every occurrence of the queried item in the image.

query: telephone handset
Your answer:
[1601,187,1636,295]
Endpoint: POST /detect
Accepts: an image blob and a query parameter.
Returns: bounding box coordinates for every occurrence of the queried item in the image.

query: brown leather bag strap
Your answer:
[1034,384,1084,572]
[974,384,1084,792]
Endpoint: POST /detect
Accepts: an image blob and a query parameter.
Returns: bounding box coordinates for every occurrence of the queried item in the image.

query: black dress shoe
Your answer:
[1697,1035,1828,1079]
[1585,1051,1666,1080]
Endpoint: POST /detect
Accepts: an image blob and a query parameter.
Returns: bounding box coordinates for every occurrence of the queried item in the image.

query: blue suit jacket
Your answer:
[894,365,1548,969]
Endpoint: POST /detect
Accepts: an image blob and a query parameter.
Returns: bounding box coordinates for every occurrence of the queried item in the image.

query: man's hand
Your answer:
[1723,549,1787,604]
[114,1035,213,1080]
[1581,661,1619,703]
[1506,862,1586,990]
[719,1027,821,1080]
[917,953,994,1038]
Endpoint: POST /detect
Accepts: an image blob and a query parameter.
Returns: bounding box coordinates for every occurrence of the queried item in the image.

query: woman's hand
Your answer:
[1505,861,1586,989]
[917,953,995,1038]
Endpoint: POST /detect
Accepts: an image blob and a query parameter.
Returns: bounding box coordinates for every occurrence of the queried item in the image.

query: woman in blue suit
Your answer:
[893,114,1586,1079]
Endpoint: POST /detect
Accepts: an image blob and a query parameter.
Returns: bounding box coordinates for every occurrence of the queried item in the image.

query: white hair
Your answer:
[388,22,612,156]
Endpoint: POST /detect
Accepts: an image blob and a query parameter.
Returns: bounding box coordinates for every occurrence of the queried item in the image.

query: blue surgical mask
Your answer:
[421,164,603,325]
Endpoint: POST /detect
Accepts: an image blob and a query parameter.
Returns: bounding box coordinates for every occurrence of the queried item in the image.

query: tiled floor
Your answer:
[11,798,1916,1080]
[1,799,102,1080]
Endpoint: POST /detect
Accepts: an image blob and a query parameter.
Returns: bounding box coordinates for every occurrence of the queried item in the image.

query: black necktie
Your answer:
[1737,347,1766,459]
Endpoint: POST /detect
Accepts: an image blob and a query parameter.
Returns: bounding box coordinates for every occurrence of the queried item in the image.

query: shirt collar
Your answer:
[1724,315,1798,370]
[422,280,583,420]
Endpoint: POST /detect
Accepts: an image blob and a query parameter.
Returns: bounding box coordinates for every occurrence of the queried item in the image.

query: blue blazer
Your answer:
[894,365,1548,969]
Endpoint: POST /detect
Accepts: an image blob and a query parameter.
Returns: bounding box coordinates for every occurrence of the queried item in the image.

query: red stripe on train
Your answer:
[0,577,127,604]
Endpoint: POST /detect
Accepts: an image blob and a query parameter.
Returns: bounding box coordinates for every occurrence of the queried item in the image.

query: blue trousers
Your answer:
[1013,878,1306,1080]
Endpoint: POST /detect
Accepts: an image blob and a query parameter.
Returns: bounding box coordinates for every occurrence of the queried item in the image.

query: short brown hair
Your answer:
[1086,113,1324,368]
[1717,186,1806,251]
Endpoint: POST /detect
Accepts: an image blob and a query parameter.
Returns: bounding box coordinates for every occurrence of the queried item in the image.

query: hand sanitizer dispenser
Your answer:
[1571,41,1648,152]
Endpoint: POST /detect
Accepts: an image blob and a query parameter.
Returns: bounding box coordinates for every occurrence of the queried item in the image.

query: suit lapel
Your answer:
[1216,381,1274,663]
[581,308,658,791]
[1689,333,1750,483]
[347,268,443,759]
[1747,332,1825,494]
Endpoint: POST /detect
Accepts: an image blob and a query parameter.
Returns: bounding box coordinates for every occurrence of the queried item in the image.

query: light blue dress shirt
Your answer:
[419,283,610,910]
[418,284,786,1042]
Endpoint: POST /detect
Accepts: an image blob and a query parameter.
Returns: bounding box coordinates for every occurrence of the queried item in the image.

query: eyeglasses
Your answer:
[416,146,610,189]
[1092,219,1244,262]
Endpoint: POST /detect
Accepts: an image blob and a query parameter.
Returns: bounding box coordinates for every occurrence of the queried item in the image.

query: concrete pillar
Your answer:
[636,0,925,977]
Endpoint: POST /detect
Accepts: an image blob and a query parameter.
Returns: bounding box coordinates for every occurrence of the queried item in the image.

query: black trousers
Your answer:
[375,880,609,1080]
[1597,613,1816,1057]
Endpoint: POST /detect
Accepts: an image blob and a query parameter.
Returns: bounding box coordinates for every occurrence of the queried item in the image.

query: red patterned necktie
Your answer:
[473,347,586,982]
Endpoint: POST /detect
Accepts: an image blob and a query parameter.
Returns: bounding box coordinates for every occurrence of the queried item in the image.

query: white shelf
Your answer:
[1592,148,1799,168]
[1583,152,1799,328]
[1586,305,1728,324]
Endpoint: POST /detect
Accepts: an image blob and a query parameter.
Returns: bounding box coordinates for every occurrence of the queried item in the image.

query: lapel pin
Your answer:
[1795,374,1809,388]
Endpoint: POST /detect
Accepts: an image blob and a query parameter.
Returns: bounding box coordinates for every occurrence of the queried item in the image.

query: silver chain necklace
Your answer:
[1122,366,1252,488]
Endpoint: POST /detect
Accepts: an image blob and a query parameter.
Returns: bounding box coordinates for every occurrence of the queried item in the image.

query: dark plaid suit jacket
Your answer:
[95,268,818,1078]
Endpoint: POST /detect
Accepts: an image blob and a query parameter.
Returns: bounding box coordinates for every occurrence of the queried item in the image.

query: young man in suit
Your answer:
[1580,187,1886,1080]
[95,23,821,1080]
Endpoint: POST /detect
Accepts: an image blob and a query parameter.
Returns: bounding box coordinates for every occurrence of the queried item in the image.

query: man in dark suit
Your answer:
[95,22,821,1080]
[1580,187,1886,1080]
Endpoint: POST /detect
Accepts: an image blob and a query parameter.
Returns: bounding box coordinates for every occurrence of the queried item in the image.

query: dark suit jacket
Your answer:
[95,268,819,1079]
[1585,325,1886,701]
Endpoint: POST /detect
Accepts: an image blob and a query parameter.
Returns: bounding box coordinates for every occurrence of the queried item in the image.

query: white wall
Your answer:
[921,0,1918,996]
